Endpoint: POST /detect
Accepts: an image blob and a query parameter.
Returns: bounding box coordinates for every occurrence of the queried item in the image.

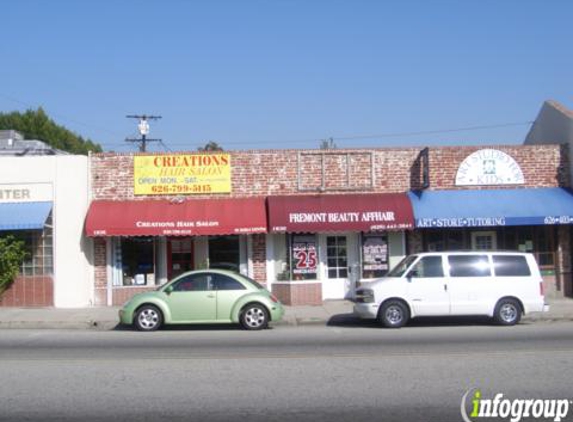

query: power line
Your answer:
[159,140,172,152]
[333,121,534,141]
[103,120,531,148]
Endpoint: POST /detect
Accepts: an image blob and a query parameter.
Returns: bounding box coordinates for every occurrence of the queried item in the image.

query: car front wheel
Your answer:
[379,300,409,328]
[135,305,163,331]
[240,304,269,330]
[494,298,522,326]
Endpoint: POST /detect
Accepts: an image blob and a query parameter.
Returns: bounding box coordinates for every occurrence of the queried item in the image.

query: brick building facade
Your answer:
[86,143,573,306]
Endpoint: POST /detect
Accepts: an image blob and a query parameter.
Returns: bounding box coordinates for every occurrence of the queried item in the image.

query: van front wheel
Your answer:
[494,299,522,326]
[379,300,409,328]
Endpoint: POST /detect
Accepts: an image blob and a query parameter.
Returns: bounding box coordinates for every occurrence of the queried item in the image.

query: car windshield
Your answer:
[387,255,418,277]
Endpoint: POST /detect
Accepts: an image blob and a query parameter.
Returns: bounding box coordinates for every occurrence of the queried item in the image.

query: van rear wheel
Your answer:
[494,298,521,326]
[379,300,409,328]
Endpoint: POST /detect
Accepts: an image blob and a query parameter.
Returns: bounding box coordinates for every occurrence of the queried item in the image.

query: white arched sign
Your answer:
[455,149,524,186]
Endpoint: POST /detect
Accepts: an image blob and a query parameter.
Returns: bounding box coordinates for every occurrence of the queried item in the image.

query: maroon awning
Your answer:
[267,194,414,233]
[86,197,267,237]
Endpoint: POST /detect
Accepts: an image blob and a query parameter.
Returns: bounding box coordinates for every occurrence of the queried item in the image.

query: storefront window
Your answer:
[268,233,318,281]
[121,238,155,286]
[209,236,240,272]
[290,234,318,280]
[7,213,53,276]
[361,233,389,279]
[423,227,556,272]
[425,230,465,251]
[498,226,556,270]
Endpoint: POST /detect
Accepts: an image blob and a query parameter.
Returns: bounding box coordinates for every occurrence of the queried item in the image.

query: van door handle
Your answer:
[444,284,448,292]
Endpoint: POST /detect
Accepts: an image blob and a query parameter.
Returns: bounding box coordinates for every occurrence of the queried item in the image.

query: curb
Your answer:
[1,315,572,330]
[0,321,119,330]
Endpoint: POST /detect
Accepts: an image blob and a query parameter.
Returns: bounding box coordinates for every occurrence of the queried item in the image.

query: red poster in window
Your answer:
[292,236,317,275]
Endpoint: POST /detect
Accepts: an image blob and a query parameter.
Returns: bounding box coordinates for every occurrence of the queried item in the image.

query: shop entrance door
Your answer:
[167,238,194,280]
[323,235,350,300]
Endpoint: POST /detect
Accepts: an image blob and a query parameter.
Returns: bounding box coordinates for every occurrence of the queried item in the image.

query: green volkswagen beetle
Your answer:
[119,269,285,331]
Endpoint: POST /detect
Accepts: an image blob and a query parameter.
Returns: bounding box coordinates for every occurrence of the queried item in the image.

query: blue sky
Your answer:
[2,0,572,152]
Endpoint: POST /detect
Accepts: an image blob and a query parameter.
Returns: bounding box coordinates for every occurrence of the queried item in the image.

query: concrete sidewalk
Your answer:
[0,299,572,330]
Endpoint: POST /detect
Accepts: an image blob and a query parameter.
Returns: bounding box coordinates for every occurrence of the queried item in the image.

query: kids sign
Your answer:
[456,149,524,186]
[134,154,231,195]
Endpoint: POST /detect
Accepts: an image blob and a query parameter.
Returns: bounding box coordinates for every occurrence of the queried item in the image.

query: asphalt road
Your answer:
[1,321,573,422]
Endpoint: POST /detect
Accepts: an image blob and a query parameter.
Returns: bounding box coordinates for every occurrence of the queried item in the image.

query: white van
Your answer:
[353,251,549,328]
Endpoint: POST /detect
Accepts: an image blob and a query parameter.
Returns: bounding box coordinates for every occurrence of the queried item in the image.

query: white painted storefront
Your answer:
[266,231,407,301]
[0,156,92,307]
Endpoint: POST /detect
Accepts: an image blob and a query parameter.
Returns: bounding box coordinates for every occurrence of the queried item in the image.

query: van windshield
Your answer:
[387,255,418,277]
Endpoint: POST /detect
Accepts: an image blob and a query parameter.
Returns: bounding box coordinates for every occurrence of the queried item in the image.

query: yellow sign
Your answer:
[134,154,231,195]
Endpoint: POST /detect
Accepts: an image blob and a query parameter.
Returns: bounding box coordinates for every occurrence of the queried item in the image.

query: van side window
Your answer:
[493,255,531,277]
[448,255,491,277]
[407,256,444,278]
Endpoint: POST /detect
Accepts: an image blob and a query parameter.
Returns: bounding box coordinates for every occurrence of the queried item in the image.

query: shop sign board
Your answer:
[134,154,231,195]
[417,215,573,228]
[268,194,414,233]
[85,198,267,237]
[455,149,524,186]
[0,183,53,203]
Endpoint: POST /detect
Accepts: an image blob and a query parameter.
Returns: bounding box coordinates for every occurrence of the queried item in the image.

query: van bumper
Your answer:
[353,303,379,319]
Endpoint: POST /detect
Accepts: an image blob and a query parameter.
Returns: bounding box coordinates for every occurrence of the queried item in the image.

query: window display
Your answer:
[121,238,155,286]
[361,234,388,279]
[291,234,318,280]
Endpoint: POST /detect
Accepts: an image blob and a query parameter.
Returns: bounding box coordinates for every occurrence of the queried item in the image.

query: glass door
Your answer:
[323,235,349,300]
[167,238,194,280]
[208,236,240,273]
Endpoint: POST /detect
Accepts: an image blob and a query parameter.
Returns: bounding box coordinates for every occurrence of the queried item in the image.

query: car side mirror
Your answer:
[165,285,174,295]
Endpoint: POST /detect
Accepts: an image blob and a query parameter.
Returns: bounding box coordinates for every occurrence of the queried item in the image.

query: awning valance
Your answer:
[409,188,573,228]
[85,197,267,237]
[267,193,414,233]
[0,201,52,231]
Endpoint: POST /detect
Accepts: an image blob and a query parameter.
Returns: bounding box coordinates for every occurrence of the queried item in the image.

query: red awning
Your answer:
[267,194,414,233]
[85,197,267,237]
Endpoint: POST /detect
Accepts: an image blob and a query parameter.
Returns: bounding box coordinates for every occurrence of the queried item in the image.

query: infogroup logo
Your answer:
[461,389,571,422]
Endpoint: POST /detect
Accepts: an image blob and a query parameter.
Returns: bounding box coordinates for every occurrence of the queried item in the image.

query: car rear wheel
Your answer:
[379,300,409,328]
[494,298,521,326]
[240,304,269,330]
[135,305,163,331]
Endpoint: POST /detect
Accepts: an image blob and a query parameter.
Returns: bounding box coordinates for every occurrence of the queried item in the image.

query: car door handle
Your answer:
[207,294,216,298]
[444,284,448,292]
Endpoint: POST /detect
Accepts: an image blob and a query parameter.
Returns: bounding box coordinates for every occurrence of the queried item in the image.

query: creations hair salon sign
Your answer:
[455,149,524,186]
[134,154,232,195]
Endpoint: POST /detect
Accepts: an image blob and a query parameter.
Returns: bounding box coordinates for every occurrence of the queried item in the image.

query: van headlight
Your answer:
[355,288,375,303]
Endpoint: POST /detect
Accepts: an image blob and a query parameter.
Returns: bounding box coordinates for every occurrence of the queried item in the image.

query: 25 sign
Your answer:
[293,243,317,273]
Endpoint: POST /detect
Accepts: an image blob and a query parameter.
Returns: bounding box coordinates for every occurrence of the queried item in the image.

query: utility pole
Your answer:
[125,114,162,152]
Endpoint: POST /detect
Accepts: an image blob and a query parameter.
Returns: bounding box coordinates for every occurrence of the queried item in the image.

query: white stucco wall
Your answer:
[0,156,91,307]
[524,100,573,185]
